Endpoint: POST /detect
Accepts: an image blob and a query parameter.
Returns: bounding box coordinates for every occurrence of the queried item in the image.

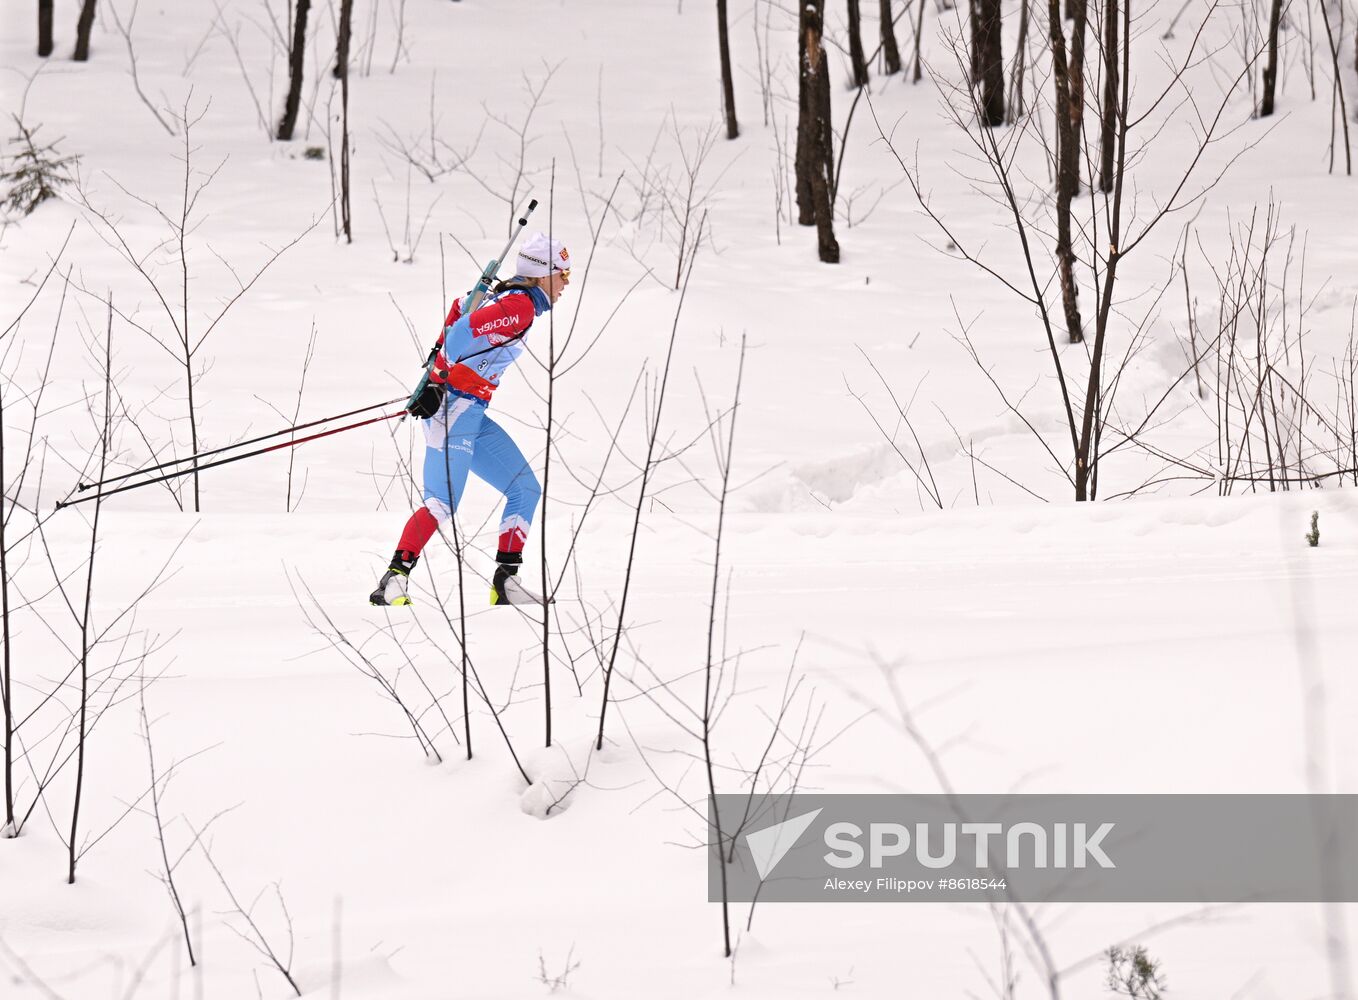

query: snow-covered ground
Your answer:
[2,0,1357,997]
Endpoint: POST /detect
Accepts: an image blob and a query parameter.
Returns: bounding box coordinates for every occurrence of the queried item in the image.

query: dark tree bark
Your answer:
[334,0,352,79]
[880,0,902,74]
[1075,0,1129,499]
[796,20,814,225]
[912,0,928,82]
[1048,0,1085,342]
[277,0,312,141]
[1316,0,1351,174]
[969,0,982,84]
[1,370,11,832]
[976,0,1005,126]
[1098,0,1118,190]
[1008,0,1031,122]
[797,0,840,262]
[816,48,837,224]
[69,302,111,883]
[1069,0,1088,189]
[73,0,97,61]
[38,0,54,57]
[336,0,353,241]
[1260,0,1283,115]
[717,0,739,139]
[847,0,870,87]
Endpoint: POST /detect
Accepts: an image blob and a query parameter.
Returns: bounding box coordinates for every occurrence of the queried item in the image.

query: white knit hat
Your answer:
[515,232,570,277]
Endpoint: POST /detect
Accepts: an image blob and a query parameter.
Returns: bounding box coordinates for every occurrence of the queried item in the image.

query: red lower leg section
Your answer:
[497,514,530,555]
[396,506,440,557]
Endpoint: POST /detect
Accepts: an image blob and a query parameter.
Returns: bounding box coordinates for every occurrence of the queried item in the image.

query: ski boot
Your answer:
[490,552,552,607]
[370,551,417,607]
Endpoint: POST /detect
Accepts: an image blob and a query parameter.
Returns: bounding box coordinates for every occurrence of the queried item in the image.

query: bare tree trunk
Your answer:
[336,0,353,241]
[881,0,902,73]
[798,0,841,262]
[718,0,740,138]
[38,0,54,56]
[278,0,312,140]
[1098,0,1118,190]
[912,0,928,82]
[813,64,840,259]
[540,176,556,749]
[796,19,815,224]
[139,680,196,966]
[816,48,837,213]
[1318,0,1352,174]
[1075,0,1128,500]
[184,356,201,511]
[0,376,11,833]
[977,0,1005,125]
[1049,0,1085,342]
[334,0,352,79]
[73,0,97,61]
[1008,0,1031,122]
[848,0,871,86]
[703,338,746,960]
[970,0,982,83]
[1069,0,1088,192]
[595,242,693,753]
[1260,0,1283,115]
[167,115,204,511]
[70,301,112,883]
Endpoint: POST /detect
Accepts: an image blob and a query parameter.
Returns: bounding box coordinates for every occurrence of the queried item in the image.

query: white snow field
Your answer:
[2,0,1357,997]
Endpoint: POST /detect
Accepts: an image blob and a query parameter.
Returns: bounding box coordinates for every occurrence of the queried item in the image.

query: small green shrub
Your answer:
[1,116,79,217]
[1106,945,1166,999]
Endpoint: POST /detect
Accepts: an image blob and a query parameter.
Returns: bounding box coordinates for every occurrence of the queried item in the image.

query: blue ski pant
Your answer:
[421,391,540,554]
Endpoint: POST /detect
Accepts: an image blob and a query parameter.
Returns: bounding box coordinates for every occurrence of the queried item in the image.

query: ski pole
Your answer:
[467,198,538,315]
[73,396,406,495]
[404,198,539,412]
[55,407,407,510]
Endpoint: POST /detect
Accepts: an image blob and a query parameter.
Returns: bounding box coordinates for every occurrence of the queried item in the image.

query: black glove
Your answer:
[407,381,446,419]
